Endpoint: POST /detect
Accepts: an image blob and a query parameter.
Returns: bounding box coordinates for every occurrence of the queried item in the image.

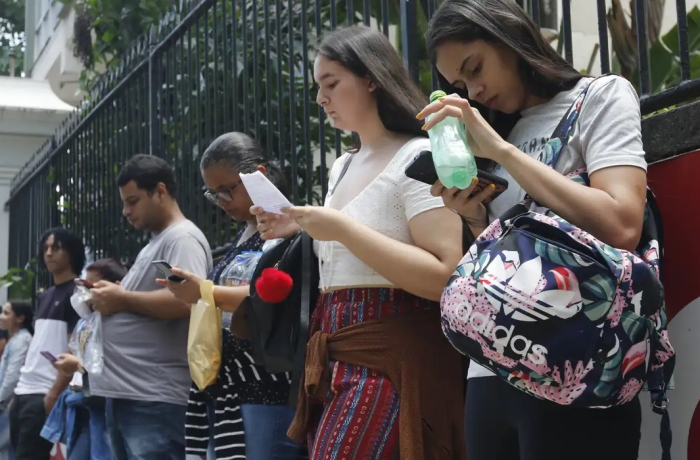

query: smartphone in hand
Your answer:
[75,278,95,289]
[152,260,186,283]
[40,351,58,363]
[405,150,509,202]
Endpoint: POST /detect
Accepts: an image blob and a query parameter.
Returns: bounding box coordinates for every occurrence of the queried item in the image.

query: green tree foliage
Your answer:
[58,0,176,88]
[0,0,24,76]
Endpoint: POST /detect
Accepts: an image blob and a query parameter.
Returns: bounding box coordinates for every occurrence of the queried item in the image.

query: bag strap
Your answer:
[330,154,354,196]
[548,75,609,170]
[288,231,312,407]
[649,354,675,460]
[522,77,602,206]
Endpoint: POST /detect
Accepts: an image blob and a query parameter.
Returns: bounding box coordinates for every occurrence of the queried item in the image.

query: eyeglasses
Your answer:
[204,180,242,205]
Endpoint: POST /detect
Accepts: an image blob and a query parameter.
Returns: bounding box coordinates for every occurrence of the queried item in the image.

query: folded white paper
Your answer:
[239,171,293,215]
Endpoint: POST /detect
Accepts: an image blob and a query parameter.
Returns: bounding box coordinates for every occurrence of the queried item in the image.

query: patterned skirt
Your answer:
[307,288,438,460]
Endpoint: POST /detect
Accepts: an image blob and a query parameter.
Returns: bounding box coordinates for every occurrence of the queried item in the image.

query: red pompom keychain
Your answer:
[255,268,294,303]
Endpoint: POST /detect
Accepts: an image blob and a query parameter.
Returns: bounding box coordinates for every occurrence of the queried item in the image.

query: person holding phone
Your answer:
[253,26,466,459]
[87,155,212,460]
[10,228,84,460]
[44,259,127,460]
[417,1,649,459]
[159,132,305,460]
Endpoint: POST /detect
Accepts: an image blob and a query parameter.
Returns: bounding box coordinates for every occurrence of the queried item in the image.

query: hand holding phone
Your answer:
[152,260,186,283]
[75,278,95,289]
[405,150,508,202]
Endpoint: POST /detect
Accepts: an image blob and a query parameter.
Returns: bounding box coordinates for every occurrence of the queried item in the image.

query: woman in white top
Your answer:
[254,26,466,459]
[419,1,648,459]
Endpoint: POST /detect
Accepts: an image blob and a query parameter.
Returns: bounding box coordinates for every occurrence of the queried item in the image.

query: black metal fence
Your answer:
[7,0,700,285]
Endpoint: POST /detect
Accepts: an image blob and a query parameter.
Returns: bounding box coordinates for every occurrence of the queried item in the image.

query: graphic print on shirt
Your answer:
[516,136,550,156]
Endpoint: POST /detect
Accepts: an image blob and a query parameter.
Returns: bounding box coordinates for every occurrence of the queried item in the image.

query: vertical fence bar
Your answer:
[264,0,273,147]
[346,0,354,25]
[242,0,250,135]
[149,43,161,155]
[222,0,230,130]
[635,0,651,95]
[203,9,213,233]
[529,0,540,25]
[187,25,195,220]
[252,0,261,140]
[301,0,312,204]
[165,47,173,162]
[204,7,213,146]
[331,0,342,157]
[676,0,691,81]
[288,0,298,203]
[363,0,370,26]
[596,0,610,74]
[561,0,573,64]
[401,0,419,82]
[381,0,389,36]
[213,0,221,138]
[331,0,337,30]
[427,0,439,90]
[195,16,206,230]
[275,0,285,165]
[178,35,188,215]
[232,0,239,131]
[315,0,328,199]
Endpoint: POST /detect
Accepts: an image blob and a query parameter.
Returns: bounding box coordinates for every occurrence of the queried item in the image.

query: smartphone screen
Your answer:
[40,351,58,363]
[75,278,94,289]
[152,260,185,283]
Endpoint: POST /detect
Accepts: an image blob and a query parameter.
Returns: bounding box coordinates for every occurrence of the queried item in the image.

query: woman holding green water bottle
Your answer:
[418,1,649,459]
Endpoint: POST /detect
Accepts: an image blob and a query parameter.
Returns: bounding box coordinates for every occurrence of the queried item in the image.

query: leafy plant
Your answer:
[0,260,36,300]
[58,0,177,89]
[0,0,25,76]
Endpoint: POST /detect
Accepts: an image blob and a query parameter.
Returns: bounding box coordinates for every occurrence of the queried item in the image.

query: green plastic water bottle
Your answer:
[426,90,478,189]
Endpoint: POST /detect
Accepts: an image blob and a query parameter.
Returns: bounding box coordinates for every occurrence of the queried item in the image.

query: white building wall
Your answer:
[0,76,75,303]
[26,0,84,106]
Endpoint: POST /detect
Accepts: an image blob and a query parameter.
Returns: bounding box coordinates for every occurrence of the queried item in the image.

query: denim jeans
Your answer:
[0,410,15,460]
[87,403,110,459]
[105,399,186,460]
[240,404,303,460]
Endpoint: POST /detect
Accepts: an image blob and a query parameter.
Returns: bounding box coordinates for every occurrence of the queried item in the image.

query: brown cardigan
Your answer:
[287,310,468,460]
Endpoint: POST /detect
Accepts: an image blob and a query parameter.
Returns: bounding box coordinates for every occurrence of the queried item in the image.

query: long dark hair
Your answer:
[317,26,427,152]
[427,0,583,152]
[200,132,290,198]
[7,300,34,336]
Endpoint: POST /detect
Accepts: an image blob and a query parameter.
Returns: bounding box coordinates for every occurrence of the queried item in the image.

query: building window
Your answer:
[34,0,62,58]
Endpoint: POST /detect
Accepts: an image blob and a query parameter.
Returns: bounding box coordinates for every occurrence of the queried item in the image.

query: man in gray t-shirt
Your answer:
[90,154,212,460]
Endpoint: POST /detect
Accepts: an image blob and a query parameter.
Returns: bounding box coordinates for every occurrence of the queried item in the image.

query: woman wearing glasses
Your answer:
[161,132,304,459]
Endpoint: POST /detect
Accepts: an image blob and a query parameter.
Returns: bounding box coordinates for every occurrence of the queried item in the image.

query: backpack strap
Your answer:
[649,354,675,460]
[523,76,604,206]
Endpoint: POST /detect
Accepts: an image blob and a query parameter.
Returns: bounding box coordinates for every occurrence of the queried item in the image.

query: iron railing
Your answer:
[7,0,700,286]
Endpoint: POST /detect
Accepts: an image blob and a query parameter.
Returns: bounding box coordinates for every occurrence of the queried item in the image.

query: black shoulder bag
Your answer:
[246,155,354,406]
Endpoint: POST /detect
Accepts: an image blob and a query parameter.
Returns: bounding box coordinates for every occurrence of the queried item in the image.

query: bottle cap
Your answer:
[429,90,447,103]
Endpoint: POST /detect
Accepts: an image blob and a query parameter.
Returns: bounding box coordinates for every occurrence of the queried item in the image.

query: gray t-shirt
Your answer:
[489,75,647,220]
[90,219,213,405]
[470,75,647,379]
